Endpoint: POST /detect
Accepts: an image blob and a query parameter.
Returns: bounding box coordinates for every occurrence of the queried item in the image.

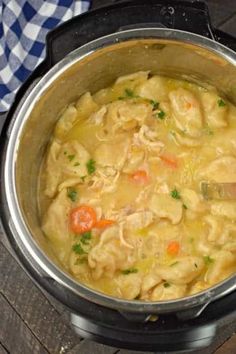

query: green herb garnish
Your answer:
[170,188,181,200]
[150,100,159,110]
[67,188,77,202]
[194,263,198,268]
[183,204,188,210]
[121,268,138,275]
[170,261,179,267]
[80,175,86,182]
[203,255,214,265]
[72,243,87,255]
[75,257,87,265]
[157,110,166,119]
[68,154,75,161]
[74,162,80,167]
[163,282,171,288]
[125,88,135,97]
[203,124,214,136]
[86,159,96,175]
[80,231,92,245]
[218,98,226,107]
[118,88,139,100]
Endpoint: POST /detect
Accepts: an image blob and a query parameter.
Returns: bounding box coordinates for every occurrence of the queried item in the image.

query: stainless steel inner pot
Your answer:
[4,28,236,315]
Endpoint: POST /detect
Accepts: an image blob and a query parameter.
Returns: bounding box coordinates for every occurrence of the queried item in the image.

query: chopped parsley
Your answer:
[75,258,87,265]
[170,188,181,200]
[121,268,138,275]
[194,263,198,268]
[157,110,166,119]
[183,204,188,210]
[72,243,87,255]
[203,255,214,265]
[150,100,159,110]
[170,261,179,267]
[74,162,80,167]
[218,98,226,107]
[80,231,92,245]
[163,282,171,288]
[80,175,86,182]
[118,88,139,100]
[86,159,96,175]
[67,187,77,202]
[68,154,75,162]
[203,124,214,136]
[64,151,67,155]
[125,88,135,97]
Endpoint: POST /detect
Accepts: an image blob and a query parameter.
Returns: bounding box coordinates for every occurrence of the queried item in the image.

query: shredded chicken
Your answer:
[133,125,164,153]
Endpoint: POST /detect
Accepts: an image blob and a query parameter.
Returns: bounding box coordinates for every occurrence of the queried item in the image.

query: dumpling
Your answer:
[94,136,130,170]
[172,131,201,147]
[69,252,90,276]
[211,201,236,220]
[122,147,145,173]
[54,105,78,140]
[116,273,142,300]
[155,256,204,285]
[107,100,152,132]
[42,189,71,263]
[200,91,228,128]
[204,215,223,243]
[169,88,203,138]
[188,281,210,295]
[149,193,183,224]
[198,156,236,183]
[136,75,168,101]
[149,283,187,301]
[181,189,207,213]
[220,223,236,245]
[44,141,62,198]
[88,225,135,279]
[89,106,107,125]
[75,92,99,118]
[125,210,154,231]
[45,140,90,197]
[141,273,162,295]
[223,242,236,253]
[115,71,149,84]
[204,250,235,284]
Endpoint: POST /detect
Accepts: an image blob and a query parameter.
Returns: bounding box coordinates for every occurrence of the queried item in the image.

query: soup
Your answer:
[39,71,236,301]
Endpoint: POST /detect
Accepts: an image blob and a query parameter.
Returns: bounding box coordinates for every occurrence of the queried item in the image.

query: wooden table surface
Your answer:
[1,1,236,353]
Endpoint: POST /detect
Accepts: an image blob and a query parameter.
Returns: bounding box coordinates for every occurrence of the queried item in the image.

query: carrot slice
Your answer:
[95,219,115,229]
[167,241,180,256]
[130,170,149,185]
[160,154,178,169]
[70,205,97,233]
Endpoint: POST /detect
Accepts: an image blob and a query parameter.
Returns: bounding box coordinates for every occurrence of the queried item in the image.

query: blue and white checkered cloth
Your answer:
[0,0,90,112]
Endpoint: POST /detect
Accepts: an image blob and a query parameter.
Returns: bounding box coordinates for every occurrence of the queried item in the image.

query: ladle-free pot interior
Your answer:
[3,28,236,314]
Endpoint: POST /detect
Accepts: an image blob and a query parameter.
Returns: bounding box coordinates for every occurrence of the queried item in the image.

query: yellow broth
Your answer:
[39,71,236,301]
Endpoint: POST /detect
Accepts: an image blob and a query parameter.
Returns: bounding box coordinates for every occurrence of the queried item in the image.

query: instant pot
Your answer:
[0,1,236,352]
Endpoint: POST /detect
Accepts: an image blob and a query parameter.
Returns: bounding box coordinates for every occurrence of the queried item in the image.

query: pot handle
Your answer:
[44,0,215,67]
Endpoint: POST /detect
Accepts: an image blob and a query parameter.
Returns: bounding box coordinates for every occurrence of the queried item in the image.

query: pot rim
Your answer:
[3,28,236,314]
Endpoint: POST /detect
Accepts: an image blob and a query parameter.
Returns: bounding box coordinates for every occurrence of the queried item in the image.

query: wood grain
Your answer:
[219,14,236,36]
[0,342,9,354]
[0,293,48,354]
[0,242,80,354]
[69,339,118,354]
[215,333,236,354]
[207,0,236,28]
